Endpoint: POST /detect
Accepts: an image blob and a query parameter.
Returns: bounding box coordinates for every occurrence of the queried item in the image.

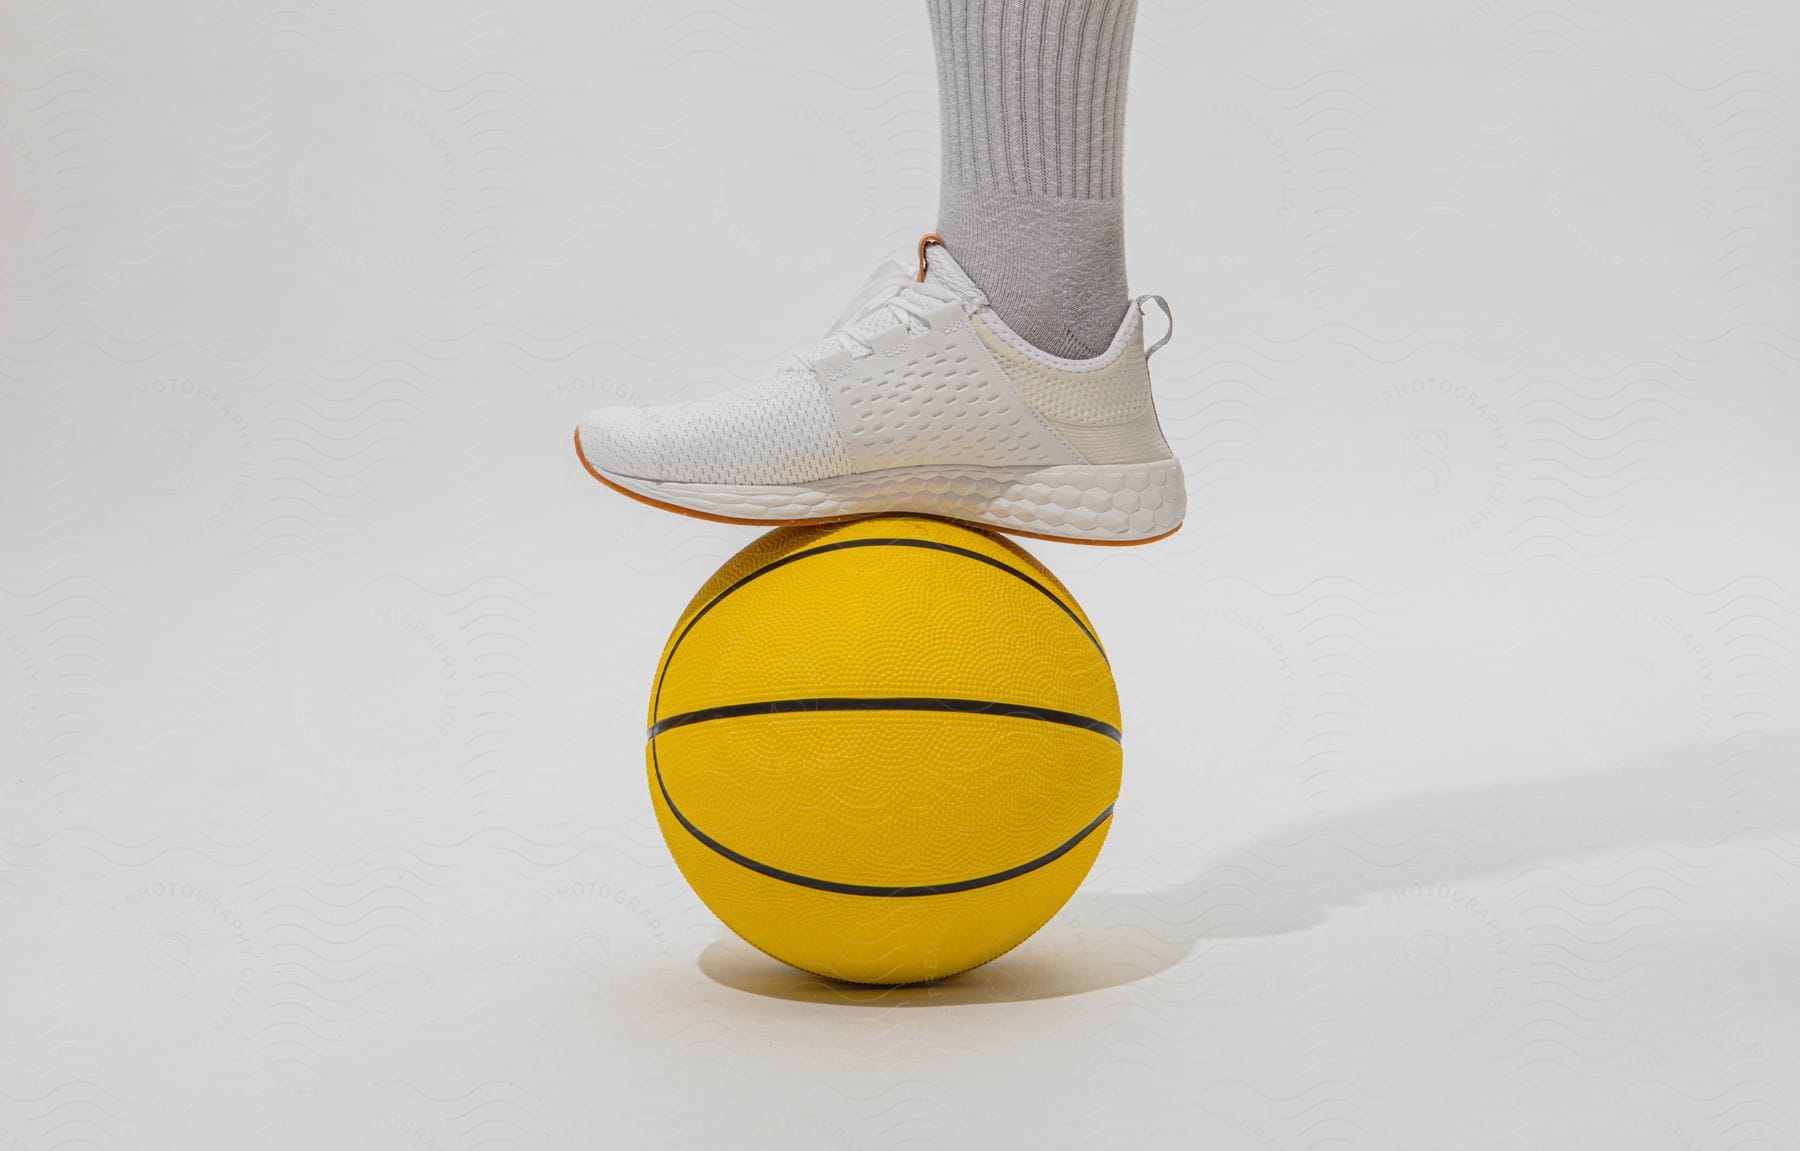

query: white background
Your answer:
[2,1,1798,1147]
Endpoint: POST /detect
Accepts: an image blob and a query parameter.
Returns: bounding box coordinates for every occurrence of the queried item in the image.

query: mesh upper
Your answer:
[969,312,1173,466]
[578,368,851,485]
[971,312,1151,426]
[577,244,1171,485]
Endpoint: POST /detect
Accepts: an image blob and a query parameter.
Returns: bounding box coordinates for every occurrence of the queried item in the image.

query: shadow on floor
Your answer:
[698,733,1797,1006]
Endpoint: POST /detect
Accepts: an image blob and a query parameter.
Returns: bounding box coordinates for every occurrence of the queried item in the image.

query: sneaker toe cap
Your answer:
[576,406,664,480]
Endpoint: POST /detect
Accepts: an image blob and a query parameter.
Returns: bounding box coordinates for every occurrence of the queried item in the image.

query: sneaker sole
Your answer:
[574,430,1185,546]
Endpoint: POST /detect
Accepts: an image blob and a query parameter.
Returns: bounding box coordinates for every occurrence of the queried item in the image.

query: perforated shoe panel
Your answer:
[815,306,1084,473]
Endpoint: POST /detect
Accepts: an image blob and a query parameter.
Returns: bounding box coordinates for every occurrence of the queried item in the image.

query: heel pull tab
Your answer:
[1136,294,1173,357]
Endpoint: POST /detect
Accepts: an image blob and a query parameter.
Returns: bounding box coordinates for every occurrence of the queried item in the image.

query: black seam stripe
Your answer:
[652,746,1115,898]
[648,697,1122,743]
[652,535,1106,727]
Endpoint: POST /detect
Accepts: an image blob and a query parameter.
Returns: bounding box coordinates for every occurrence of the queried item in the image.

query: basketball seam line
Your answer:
[651,744,1116,897]
[647,696,1122,743]
[650,534,1106,726]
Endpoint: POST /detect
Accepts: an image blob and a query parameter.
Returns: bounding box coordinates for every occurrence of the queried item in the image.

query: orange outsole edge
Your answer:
[573,429,1182,548]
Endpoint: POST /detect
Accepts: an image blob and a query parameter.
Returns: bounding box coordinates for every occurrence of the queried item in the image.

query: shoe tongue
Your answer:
[921,242,987,309]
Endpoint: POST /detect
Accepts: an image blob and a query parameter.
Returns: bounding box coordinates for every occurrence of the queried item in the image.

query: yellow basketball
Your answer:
[645,515,1121,984]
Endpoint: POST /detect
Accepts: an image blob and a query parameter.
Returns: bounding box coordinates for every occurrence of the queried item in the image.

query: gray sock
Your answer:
[927,0,1139,360]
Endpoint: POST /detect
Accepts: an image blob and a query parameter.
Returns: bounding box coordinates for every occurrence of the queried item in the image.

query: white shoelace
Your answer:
[785,256,980,370]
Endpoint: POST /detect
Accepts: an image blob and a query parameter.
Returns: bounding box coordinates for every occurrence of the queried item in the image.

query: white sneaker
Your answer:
[574,236,1186,545]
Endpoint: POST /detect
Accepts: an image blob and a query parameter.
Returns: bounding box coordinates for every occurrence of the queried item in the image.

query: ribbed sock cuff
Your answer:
[927,0,1139,202]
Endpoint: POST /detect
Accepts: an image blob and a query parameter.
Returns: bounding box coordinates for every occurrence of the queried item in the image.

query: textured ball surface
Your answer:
[647,515,1121,984]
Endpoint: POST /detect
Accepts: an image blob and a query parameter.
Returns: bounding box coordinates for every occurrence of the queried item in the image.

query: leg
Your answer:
[928,0,1139,359]
[574,0,1184,545]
